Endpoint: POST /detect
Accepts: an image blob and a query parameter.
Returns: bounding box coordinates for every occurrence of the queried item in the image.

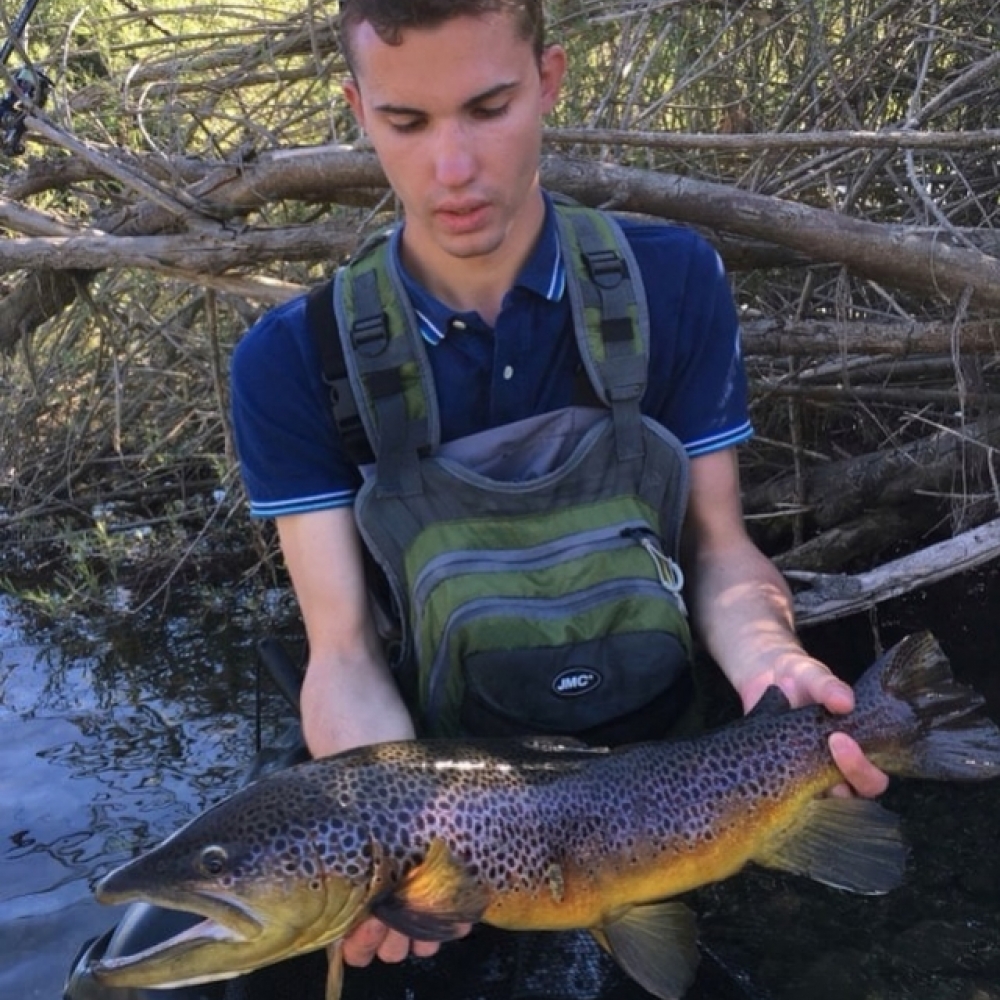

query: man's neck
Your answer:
[412,258,511,327]
[400,190,546,327]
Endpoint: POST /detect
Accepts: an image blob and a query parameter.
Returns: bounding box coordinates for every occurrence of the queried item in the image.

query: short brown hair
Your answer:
[338,0,546,74]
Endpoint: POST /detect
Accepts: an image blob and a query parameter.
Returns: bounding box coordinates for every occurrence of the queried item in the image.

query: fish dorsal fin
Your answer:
[593,899,700,1000]
[370,838,489,941]
[753,797,906,895]
[745,685,793,718]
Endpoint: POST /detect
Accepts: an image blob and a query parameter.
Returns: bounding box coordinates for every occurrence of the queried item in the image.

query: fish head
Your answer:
[90,766,376,989]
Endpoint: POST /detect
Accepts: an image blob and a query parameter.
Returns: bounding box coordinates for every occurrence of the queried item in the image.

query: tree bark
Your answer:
[8,143,1000,309]
[742,318,1000,358]
[744,416,1000,531]
[791,516,1000,626]
[0,270,94,355]
[770,506,941,574]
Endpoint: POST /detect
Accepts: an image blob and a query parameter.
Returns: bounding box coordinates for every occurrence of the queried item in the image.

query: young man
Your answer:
[230,0,887,977]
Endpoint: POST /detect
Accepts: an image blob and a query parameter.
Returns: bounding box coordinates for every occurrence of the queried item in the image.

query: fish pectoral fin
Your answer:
[754,797,906,895]
[324,940,344,1000]
[594,899,700,1000]
[370,838,488,942]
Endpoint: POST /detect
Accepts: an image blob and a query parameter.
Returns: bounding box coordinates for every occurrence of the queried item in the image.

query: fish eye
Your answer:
[198,845,229,876]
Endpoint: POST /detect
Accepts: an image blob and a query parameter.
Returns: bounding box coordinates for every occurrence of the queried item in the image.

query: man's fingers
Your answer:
[342,916,388,966]
[410,938,443,958]
[828,732,889,798]
[343,922,422,965]
[377,928,417,963]
[821,675,855,715]
[341,917,470,965]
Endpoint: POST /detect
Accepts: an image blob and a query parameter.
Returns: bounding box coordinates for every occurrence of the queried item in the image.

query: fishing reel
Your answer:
[0,64,52,156]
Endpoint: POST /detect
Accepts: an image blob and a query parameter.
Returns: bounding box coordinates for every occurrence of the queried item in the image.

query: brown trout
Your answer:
[91,632,1000,1000]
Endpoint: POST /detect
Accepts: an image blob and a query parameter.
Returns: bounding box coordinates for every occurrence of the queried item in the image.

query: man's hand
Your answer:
[342,917,473,966]
[739,652,889,799]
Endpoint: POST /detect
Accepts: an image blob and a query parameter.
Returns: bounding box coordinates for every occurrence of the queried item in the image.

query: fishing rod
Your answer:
[0,0,43,65]
[0,0,51,156]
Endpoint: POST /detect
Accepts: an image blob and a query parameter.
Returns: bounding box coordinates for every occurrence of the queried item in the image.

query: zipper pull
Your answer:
[623,528,688,616]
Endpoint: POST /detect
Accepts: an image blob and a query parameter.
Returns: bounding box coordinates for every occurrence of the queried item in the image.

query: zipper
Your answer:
[620,527,688,617]
[411,519,652,618]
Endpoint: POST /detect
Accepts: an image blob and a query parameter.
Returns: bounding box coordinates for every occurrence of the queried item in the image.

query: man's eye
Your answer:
[388,118,425,134]
[473,104,509,120]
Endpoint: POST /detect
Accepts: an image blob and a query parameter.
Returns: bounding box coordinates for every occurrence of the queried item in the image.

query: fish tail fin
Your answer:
[858,631,1000,781]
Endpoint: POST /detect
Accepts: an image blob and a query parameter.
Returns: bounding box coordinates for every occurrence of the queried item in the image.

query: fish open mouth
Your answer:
[90,887,266,985]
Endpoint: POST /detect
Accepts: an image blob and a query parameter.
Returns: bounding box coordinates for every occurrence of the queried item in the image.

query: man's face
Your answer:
[342,12,565,274]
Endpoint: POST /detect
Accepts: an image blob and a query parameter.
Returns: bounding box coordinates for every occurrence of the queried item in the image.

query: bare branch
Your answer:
[543,127,1000,153]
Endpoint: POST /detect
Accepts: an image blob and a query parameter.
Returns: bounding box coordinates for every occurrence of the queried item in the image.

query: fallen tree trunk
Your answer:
[540,155,1000,307]
[744,416,1000,532]
[0,223,359,274]
[771,506,942,574]
[791,516,1000,626]
[0,270,95,355]
[742,317,1000,358]
[11,138,1000,308]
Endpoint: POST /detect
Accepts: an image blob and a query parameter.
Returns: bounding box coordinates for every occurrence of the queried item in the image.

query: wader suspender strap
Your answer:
[333,237,440,497]
[305,280,373,466]
[308,203,650,492]
[555,206,649,463]
[307,274,606,453]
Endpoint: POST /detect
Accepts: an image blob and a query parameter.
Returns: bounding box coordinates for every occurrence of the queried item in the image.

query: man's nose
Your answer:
[434,121,476,188]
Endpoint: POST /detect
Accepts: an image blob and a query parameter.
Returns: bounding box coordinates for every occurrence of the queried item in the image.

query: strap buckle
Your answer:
[351,312,389,358]
[583,248,627,288]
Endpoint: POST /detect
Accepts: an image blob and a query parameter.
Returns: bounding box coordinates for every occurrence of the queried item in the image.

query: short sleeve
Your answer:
[230,296,362,518]
[626,223,752,456]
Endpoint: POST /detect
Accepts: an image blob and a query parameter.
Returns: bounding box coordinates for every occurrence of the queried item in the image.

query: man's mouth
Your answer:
[435,200,491,233]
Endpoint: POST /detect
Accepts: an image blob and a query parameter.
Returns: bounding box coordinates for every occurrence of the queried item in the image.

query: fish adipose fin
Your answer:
[593,899,700,1000]
[754,797,906,895]
[859,631,1000,781]
[370,838,489,941]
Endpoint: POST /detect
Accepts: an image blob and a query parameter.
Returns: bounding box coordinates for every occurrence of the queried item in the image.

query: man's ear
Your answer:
[538,44,567,115]
[342,76,365,130]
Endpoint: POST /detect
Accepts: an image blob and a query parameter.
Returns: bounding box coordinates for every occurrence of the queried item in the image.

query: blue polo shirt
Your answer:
[231,194,752,518]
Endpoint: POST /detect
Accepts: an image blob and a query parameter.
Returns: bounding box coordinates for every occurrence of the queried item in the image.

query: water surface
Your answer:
[0,598,288,1000]
[1,570,999,1000]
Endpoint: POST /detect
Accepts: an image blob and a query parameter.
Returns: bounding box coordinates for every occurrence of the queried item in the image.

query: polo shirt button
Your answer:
[502,365,514,380]
[451,319,467,331]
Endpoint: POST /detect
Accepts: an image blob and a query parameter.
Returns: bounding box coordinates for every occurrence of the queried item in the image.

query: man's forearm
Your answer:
[300,643,415,757]
[276,508,416,757]
[688,537,805,708]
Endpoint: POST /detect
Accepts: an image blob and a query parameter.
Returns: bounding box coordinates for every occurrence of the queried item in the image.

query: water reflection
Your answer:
[0,597,291,1000]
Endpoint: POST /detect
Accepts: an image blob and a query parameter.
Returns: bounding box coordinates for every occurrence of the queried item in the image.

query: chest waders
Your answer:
[312,202,692,739]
